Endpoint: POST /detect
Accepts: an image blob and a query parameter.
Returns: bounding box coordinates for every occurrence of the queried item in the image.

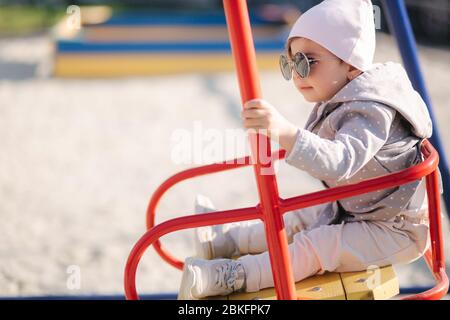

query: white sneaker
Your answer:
[193,194,238,259]
[178,257,246,300]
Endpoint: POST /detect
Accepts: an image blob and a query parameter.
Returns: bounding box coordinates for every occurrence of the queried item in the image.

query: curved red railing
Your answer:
[124,0,447,300]
[145,150,285,270]
[124,139,448,300]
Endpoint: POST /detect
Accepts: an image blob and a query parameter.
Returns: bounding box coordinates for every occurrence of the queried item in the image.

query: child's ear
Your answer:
[347,65,362,81]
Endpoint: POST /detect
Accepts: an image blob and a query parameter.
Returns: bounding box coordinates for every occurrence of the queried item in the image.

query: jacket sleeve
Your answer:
[285,102,396,181]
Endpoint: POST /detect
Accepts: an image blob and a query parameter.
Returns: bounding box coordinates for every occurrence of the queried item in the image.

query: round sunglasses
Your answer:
[279,52,319,80]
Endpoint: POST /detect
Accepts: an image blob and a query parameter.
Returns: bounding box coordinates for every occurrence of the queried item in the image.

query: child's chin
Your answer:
[300,92,320,103]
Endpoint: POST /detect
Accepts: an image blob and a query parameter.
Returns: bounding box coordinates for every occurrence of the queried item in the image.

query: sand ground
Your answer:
[0,32,449,297]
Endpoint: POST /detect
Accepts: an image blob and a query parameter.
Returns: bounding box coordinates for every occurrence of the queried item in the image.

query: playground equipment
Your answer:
[124,0,448,300]
[52,6,288,77]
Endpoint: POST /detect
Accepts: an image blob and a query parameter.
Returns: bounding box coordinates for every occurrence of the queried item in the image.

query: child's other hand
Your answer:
[241,99,298,144]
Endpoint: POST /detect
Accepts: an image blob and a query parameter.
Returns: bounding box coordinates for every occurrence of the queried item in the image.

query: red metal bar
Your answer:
[146,140,438,269]
[426,169,445,272]
[146,150,285,269]
[124,206,262,300]
[401,153,449,300]
[222,0,296,300]
[402,249,448,300]
[279,141,438,214]
[402,141,449,300]
[124,139,447,300]
[146,153,255,270]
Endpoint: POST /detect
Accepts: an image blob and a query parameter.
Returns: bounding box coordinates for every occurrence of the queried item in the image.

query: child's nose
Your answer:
[293,74,308,84]
[293,72,305,81]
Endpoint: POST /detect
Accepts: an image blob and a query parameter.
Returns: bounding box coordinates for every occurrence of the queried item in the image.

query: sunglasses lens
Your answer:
[279,55,292,80]
[294,53,310,78]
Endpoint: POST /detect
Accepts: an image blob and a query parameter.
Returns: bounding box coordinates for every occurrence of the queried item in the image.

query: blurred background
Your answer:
[0,0,449,298]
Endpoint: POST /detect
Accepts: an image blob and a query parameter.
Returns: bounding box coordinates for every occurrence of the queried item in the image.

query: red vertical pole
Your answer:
[426,169,445,273]
[222,0,297,300]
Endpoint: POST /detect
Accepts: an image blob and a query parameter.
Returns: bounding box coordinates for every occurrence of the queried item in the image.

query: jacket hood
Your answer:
[328,62,432,138]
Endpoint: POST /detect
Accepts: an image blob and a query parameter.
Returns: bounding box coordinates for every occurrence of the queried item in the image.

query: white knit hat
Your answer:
[288,0,376,71]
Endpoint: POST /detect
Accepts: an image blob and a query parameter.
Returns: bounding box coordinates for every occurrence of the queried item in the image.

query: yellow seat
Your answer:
[203,265,399,300]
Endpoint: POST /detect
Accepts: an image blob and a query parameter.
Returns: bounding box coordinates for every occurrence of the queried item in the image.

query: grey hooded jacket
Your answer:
[285,62,441,225]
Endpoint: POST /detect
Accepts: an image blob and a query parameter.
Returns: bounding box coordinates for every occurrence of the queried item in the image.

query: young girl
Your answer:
[178,0,435,300]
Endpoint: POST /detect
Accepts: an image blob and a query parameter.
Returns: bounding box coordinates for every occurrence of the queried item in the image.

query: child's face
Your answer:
[289,37,357,103]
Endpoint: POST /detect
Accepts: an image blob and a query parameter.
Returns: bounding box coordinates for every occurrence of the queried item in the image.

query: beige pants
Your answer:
[233,202,430,292]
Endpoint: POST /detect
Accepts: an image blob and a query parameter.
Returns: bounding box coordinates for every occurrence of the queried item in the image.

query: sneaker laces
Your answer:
[215,261,245,293]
